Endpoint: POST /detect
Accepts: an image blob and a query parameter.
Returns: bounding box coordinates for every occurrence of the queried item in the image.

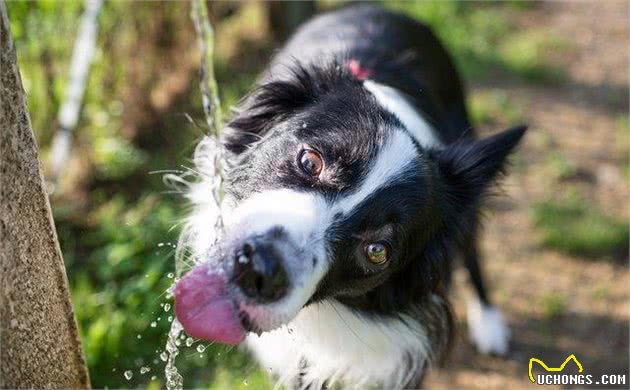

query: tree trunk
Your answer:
[0,2,91,388]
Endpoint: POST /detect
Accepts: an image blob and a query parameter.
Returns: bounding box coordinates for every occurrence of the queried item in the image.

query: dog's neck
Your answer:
[245,296,450,389]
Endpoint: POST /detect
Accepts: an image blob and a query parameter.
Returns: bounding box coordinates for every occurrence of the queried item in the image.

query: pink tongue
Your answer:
[174,266,245,344]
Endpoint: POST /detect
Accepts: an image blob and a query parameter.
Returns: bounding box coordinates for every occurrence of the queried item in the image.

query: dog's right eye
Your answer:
[298,149,324,177]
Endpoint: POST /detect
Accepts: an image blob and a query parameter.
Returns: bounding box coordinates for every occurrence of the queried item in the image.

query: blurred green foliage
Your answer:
[388,1,568,82]
[7,1,570,388]
[532,197,629,258]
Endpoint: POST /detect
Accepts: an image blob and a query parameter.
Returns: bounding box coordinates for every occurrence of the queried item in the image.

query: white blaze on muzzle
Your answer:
[223,189,331,330]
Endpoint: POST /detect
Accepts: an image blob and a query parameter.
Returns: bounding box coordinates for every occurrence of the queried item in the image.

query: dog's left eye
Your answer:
[365,242,388,264]
[298,149,324,177]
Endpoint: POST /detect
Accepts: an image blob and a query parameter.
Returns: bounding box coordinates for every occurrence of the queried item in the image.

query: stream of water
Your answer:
[162,96,227,390]
[162,2,226,388]
[164,318,184,390]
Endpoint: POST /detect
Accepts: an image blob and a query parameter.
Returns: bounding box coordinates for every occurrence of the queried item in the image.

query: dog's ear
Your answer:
[436,125,527,209]
[222,64,323,155]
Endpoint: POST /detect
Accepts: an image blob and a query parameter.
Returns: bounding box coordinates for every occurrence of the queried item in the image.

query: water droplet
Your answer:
[160,352,168,362]
[137,334,142,339]
[167,272,174,278]
[124,370,133,380]
[151,321,157,328]
[158,243,165,247]
[185,337,194,347]
[164,303,171,312]
[196,345,206,353]
[168,316,173,322]
[140,367,151,374]
[153,359,159,365]
[160,303,164,307]
[243,379,249,386]
[199,354,204,358]
[151,375,157,381]
[175,339,181,346]
[112,368,117,372]
[157,317,161,321]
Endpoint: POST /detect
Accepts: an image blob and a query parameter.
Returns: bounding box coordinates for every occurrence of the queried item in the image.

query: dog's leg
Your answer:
[462,228,510,356]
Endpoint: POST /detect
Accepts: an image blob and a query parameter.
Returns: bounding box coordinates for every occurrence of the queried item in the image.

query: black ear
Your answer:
[437,125,527,207]
[222,63,324,155]
[222,61,359,154]
[221,81,310,154]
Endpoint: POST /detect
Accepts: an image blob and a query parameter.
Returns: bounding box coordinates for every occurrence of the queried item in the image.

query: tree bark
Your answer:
[0,2,91,388]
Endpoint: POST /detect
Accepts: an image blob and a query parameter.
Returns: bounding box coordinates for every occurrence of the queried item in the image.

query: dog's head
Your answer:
[174,64,526,344]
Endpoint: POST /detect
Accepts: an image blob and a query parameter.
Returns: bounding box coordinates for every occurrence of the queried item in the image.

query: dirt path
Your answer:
[426,2,629,389]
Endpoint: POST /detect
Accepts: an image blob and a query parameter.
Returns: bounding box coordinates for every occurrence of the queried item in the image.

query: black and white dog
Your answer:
[175,5,525,389]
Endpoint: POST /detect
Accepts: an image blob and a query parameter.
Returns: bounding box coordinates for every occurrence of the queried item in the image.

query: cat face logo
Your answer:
[528,354,584,383]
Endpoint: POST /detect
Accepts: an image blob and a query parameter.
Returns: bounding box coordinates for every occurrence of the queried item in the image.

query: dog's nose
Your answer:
[233,240,288,303]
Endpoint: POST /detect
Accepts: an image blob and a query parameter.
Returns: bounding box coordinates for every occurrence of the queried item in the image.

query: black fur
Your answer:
[216,4,526,388]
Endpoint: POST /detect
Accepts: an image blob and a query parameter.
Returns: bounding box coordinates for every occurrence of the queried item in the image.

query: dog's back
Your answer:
[269,4,472,143]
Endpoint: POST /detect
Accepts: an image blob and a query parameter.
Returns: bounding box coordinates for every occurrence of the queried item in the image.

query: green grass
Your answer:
[388,1,567,83]
[498,29,568,84]
[541,293,568,320]
[532,198,629,258]
[547,152,579,181]
[469,89,524,127]
[591,284,610,301]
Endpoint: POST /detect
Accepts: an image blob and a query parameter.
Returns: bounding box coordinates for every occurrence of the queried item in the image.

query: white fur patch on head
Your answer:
[363,80,440,149]
[335,128,418,215]
[224,188,329,245]
[246,299,431,390]
[467,298,510,355]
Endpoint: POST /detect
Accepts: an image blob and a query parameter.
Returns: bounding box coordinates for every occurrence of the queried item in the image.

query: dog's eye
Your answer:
[298,149,324,177]
[365,242,388,264]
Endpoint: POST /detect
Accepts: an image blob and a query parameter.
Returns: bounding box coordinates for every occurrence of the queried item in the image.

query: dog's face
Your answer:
[174,66,525,344]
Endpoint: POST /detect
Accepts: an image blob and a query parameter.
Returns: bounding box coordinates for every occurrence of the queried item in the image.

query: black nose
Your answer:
[233,241,288,303]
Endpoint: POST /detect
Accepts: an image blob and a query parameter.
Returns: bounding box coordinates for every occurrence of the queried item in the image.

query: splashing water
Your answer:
[160,92,228,388]
[161,2,227,389]
[164,319,184,390]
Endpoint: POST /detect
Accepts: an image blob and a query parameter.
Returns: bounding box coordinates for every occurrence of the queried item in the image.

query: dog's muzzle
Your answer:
[174,189,329,344]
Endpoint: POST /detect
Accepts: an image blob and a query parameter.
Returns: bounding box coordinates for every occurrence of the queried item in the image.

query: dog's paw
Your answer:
[467,298,510,356]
